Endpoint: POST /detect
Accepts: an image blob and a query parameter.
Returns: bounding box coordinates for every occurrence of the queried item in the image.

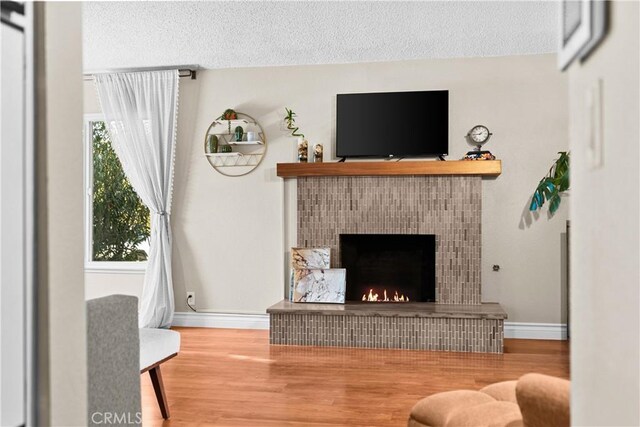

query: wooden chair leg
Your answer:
[148,365,170,419]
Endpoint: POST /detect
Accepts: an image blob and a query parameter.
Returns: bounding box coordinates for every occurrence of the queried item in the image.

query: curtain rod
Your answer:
[83,65,197,81]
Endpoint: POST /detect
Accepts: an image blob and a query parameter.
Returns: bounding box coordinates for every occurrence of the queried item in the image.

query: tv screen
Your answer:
[336,90,448,158]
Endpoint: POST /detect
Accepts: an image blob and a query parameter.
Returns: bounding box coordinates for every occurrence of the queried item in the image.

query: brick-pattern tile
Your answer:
[297,176,482,305]
[270,313,503,353]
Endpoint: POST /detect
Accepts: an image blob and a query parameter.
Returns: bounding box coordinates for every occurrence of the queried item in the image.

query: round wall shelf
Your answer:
[204,112,267,177]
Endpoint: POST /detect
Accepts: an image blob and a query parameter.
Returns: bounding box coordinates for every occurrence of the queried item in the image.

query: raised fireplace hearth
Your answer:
[268,300,506,353]
[340,234,435,303]
[271,173,507,353]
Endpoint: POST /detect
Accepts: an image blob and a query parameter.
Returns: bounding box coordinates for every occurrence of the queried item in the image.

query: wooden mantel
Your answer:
[276,160,501,178]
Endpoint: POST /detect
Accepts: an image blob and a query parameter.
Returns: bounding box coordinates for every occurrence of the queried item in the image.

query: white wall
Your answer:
[85,54,569,324]
[83,272,144,301]
[1,15,27,426]
[569,2,640,425]
[37,2,88,425]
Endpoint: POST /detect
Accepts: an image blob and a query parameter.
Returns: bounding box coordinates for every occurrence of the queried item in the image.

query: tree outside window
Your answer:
[91,121,150,262]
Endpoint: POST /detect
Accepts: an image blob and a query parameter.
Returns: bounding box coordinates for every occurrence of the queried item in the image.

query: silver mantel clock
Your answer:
[464,125,496,161]
[466,125,492,149]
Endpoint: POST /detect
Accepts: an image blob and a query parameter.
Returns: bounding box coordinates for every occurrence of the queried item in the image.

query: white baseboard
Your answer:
[172,311,269,329]
[173,313,567,340]
[504,322,568,340]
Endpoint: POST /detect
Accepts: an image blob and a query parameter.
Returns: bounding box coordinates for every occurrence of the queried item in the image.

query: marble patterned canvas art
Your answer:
[291,247,330,269]
[292,269,346,304]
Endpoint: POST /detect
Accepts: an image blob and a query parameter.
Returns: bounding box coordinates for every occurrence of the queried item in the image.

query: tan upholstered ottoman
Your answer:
[408,381,522,427]
[408,374,570,427]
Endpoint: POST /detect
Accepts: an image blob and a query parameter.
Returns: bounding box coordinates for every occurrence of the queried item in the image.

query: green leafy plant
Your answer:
[284,107,304,139]
[217,108,238,134]
[217,108,237,120]
[529,151,570,215]
[92,121,150,261]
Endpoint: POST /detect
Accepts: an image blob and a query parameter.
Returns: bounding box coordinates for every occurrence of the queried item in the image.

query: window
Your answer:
[84,115,150,272]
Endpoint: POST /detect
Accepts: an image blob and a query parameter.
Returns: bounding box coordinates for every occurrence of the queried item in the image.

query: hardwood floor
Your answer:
[141,327,569,427]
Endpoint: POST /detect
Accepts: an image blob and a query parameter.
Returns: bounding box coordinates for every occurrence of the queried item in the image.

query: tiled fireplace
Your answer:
[298,176,482,304]
[268,175,506,353]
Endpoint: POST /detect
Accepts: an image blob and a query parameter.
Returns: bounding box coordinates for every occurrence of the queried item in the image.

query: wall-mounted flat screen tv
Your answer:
[336,90,448,158]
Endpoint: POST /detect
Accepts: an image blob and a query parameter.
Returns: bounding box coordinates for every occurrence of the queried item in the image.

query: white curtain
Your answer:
[94,70,179,328]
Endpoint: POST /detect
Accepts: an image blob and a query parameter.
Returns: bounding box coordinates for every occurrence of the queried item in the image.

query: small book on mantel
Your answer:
[463,150,496,161]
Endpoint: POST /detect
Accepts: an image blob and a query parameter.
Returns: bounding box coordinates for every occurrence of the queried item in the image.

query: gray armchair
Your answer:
[86,295,141,426]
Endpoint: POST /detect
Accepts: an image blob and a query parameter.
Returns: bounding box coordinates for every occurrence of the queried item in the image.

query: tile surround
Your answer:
[297,175,482,304]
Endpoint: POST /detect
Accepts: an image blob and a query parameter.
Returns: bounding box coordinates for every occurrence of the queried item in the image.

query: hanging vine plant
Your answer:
[529,151,570,215]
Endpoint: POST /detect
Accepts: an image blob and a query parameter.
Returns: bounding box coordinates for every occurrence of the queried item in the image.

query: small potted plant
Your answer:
[219,108,237,120]
[218,108,238,134]
[284,107,308,162]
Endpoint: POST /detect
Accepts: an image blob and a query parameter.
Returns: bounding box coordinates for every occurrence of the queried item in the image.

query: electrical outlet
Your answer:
[186,292,195,308]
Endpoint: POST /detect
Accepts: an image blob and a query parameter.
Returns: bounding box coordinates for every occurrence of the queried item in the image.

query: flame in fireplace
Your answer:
[362,289,409,302]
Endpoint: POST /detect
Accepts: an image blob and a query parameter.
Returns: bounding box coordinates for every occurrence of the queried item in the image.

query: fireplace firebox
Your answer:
[340,234,436,303]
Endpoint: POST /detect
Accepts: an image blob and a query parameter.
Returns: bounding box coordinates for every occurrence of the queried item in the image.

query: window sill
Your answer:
[84,263,147,275]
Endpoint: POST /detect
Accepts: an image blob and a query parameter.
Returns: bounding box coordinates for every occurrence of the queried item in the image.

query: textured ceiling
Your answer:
[83,1,558,70]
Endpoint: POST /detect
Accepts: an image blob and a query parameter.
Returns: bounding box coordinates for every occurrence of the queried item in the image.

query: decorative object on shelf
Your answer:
[217,108,238,133]
[203,112,267,177]
[206,134,219,153]
[558,0,608,71]
[246,131,256,142]
[284,108,304,138]
[292,268,346,304]
[234,125,244,142]
[463,151,496,161]
[218,108,237,120]
[284,107,310,163]
[297,137,309,163]
[314,143,324,163]
[464,125,495,160]
[529,151,570,215]
[466,125,492,148]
